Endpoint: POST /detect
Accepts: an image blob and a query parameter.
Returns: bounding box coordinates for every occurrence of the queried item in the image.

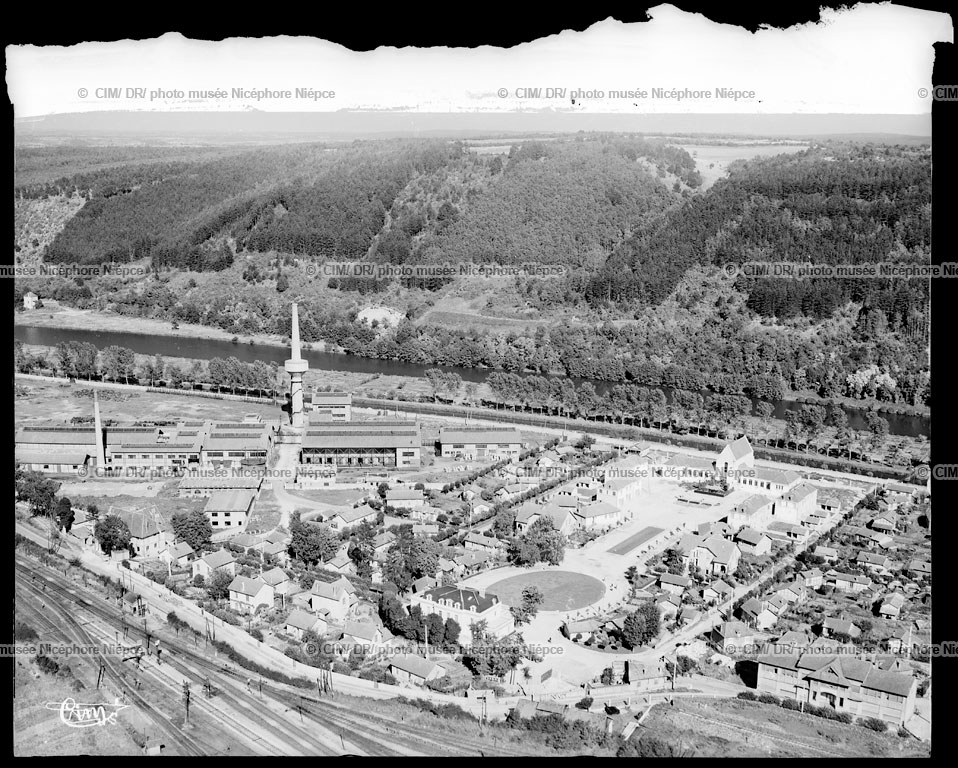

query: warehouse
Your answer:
[301,420,421,468]
[200,421,271,469]
[437,428,523,460]
[203,489,257,531]
[305,391,352,422]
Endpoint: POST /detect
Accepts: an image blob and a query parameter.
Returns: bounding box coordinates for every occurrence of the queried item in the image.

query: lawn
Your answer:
[486,570,606,611]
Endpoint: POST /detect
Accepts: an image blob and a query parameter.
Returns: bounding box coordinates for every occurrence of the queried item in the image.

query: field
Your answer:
[641,696,928,758]
[675,143,809,190]
[486,570,606,611]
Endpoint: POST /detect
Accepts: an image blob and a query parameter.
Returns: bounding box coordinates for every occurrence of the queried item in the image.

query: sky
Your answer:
[6,4,953,121]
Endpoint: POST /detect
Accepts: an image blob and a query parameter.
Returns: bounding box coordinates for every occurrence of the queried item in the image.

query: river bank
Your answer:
[14,303,930,430]
[14,301,328,353]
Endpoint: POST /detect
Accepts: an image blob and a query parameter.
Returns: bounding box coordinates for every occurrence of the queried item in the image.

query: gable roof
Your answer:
[201,548,235,569]
[734,527,767,546]
[260,567,290,586]
[695,535,739,564]
[228,576,269,597]
[658,573,692,588]
[388,654,440,679]
[724,436,753,461]
[286,609,323,631]
[344,621,381,642]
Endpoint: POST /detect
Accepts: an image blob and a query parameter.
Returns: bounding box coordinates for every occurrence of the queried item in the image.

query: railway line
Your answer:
[15,555,540,756]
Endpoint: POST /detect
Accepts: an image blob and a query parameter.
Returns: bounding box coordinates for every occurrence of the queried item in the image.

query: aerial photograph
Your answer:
[9,7,943,757]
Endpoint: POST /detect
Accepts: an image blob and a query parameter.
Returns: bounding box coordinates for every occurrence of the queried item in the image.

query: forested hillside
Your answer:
[14,136,931,409]
[582,144,930,330]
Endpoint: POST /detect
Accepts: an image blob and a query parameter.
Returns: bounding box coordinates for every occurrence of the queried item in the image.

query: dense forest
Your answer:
[14,136,931,409]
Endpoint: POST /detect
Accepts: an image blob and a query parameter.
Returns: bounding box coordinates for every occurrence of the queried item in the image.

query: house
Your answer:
[514,502,578,537]
[494,484,526,503]
[191,548,237,580]
[765,594,789,617]
[285,609,328,640]
[324,553,357,576]
[342,621,384,653]
[697,521,733,539]
[657,573,692,596]
[879,593,907,620]
[907,560,931,580]
[856,551,891,574]
[686,536,741,576]
[885,626,911,654]
[655,593,681,620]
[411,585,515,643]
[703,579,734,604]
[203,489,256,532]
[726,495,776,530]
[598,455,648,509]
[795,568,824,589]
[733,527,772,557]
[739,598,777,630]
[260,567,291,595]
[756,645,918,725]
[869,516,897,533]
[160,541,194,567]
[774,583,806,604]
[22,291,38,310]
[766,521,809,546]
[385,489,426,510]
[258,539,289,566]
[563,618,602,643]
[453,550,493,576]
[372,531,396,556]
[326,505,378,531]
[678,606,702,626]
[115,508,169,559]
[773,482,818,524]
[228,576,274,615]
[572,500,623,530]
[831,571,872,593]
[813,546,839,562]
[410,576,436,594]
[463,532,506,554]
[388,654,443,686]
[309,576,357,623]
[820,617,862,640]
[711,621,759,652]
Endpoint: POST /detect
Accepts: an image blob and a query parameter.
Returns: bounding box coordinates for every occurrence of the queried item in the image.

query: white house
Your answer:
[191,548,237,580]
[411,585,514,643]
[309,576,357,623]
[285,608,328,640]
[228,576,274,614]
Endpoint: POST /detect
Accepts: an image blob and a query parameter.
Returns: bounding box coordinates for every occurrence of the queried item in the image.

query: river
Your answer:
[15,324,929,438]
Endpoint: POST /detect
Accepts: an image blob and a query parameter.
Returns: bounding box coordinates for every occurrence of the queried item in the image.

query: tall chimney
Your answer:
[93,390,106,468]
[291,302,301,361]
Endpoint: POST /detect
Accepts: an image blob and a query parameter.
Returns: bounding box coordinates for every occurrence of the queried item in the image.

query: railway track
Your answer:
[16,561,362,756]
[15,575,209,756]
[15,555,539,756]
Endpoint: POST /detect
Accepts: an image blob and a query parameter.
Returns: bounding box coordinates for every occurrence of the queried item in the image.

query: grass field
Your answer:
[642,696,928,758]
[606,526,664,556]
[487,570,606,611]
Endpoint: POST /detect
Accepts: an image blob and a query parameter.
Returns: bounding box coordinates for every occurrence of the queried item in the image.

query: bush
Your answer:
[859,716,888,732]
[780,698,801,711]
[212,609,241,626]
[834,712,853,724]
[575,696,593,710]
[250,628,264,641]
[897,726,911,738]
[193,574,205,587]
[737,691,757,701]
[757,693,780,705]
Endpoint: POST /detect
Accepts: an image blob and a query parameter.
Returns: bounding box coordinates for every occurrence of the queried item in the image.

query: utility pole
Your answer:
[182,681,191,725]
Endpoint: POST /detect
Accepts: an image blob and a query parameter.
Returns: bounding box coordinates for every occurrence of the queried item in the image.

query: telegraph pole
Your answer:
[182,682,191,725]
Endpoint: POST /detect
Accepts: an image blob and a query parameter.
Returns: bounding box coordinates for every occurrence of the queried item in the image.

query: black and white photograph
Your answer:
[6,3,951,757]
